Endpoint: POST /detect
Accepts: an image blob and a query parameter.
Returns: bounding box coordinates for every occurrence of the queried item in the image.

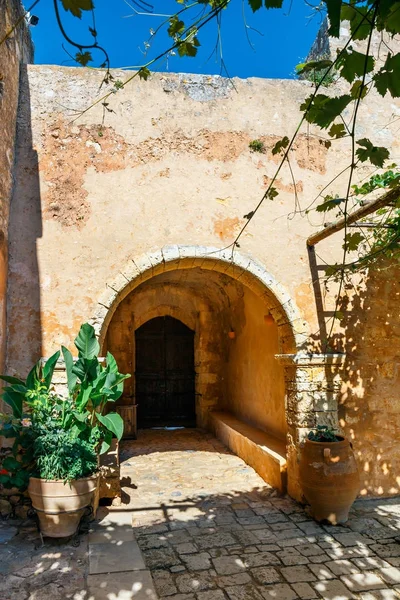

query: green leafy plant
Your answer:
[308,425,341,443]
[249,139,265,153]
[0,323,130,489]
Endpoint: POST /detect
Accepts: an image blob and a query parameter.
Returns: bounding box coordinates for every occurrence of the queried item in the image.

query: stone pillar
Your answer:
[275,353,344,501]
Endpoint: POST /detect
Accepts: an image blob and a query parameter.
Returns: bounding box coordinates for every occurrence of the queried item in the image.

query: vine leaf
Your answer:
[248,0,262,11]
[328,123,347,139]
[384,2,400,35]
[75,51,92,66]
[374,53,400,97]
[325,0,343,37]
[267,187,278,200]
[300,94,352,129]
[168,17,185,37]
[264,0,284,7]
[296,59,333,75]
[243,211,255,220]
[343,232,364,252]
[316,195,343,212]
[139,67,150,81]
[350,80,367,99]
[356,138,390,167]
[337,49,374,83]
[272,136,289,155]
[341,4,371,40]
[61,0,94,18]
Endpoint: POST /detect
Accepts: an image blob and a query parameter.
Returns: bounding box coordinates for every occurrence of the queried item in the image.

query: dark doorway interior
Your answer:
[135,316,196,428]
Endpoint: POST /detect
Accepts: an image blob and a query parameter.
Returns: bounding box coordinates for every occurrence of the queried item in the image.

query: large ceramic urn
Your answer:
[299,437,360,525]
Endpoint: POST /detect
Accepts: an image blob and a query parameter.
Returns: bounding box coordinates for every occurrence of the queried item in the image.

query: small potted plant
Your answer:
[0,323,130,537]
[299,425,360,525]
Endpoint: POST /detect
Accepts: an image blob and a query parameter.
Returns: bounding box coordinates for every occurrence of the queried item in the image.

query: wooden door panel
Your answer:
[135,316,195,428]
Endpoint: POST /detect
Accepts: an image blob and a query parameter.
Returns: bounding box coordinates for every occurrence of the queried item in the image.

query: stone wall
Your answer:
[0,0,32,376]
[6,61,400,497]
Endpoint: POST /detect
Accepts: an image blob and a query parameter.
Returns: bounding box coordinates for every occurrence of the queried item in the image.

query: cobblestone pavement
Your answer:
[122,429,400,600]
[2,428,400,599]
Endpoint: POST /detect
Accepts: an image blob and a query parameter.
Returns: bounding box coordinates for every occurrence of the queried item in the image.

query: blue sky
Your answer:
[30,0,323,79]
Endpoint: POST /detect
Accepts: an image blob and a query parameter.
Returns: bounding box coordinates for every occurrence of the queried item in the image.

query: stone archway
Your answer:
[89,246,342,501]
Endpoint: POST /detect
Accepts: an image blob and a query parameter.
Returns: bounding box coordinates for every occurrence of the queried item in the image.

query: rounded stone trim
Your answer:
[89,245,309,351]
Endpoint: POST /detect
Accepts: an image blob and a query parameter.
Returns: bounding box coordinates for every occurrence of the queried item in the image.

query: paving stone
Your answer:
[333,533,374,547]
[380,568,400,585]
[176,543,198,555]
[89,540,146,574]
[182,553,212,571]
[313,579,356,600]
[89,525,134,544]
[143,547,181,569]
[251,567,281,584]
[341,573,386,592]
[325,559,360,575]
[354,557,392,570]
[308,564,335,580]
[259,583,298,600]
[277,549,309,566]
[152,570,178,597]
[87,570,158,599]
[137,534,170,550]
[197,591,226,600]
[216,573,252,586]
[291,582,318,599]
[225,584,264,600]
[359,591,400,600]
[176,572,216,593]
[297,544,323,557]
[197,533,237,550]
[171,565,187,573]
[166,596,195,600]
[281,566,316,583]
[0,525,18,543]
[242,552,281,568]
[370,545,400,558]
[212,556,246,575]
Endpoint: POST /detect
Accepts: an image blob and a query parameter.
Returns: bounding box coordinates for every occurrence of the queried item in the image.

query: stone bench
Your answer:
[209,411,287,493]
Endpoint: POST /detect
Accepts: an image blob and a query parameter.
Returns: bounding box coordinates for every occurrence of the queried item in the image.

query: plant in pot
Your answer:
[299,425,360,525]
[0,323,130,537]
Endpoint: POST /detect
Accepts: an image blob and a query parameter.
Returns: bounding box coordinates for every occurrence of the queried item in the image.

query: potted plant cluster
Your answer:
[0,323,130,537]
[299,425,360,525]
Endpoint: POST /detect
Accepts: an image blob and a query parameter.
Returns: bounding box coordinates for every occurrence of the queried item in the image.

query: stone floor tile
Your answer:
[87,570,157,600]
[333,533,374,547]
[176,543,198,555]
[380,568,400,585]
[258,583,298,600]
[308,563,336,580]
[291,582,318,599]
[183,553,212,571]
[224,584,264,600]
[325,559,360,576]
[197,591,227,600]
[353,557,392,570]
[250,567,281,584]
[212,556,246,575]
[167,596,195,600]
[176,572,216,594]
[152,569,178,597]
[313,579,356,600]
[370,545,400,558]
[216,573,252,587]
[89,525,134,544]
[143,547,181,569]
[89,540,146,575]
[197,534,237,550]
[359,591,400,600]
[281,566,317,583]
[340,573,386,592]
[242,552,281,568]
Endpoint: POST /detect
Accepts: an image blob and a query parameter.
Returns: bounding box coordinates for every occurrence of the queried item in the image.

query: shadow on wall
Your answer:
[7,64,42,375]
[309,247,400,497]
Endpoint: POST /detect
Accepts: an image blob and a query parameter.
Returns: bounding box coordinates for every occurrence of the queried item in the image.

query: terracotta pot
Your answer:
[28,475,98,537]
[299,438,360,525]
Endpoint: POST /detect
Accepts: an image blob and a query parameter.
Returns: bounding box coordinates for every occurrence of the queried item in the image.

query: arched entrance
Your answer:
[135,316,195,428]
[89,246,340,501]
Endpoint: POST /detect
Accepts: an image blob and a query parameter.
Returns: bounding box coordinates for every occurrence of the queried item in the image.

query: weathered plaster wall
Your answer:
[224,287,286,441]
[0,0,32,376]
[7,63,400,496]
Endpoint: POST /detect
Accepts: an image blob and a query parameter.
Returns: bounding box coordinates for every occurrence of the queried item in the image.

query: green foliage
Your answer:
[315,195,343,212]
[336,49,374,83]
[356,138,390,168]
[301,94,352,129]
[61,0,93,18]
[328,123,347,139]
[249,139,265,153]
[374,53,400,97]
[34,431,97,482]
[308,425,340,442]
[352,169,400,196]
[75,51,92,66]
[272,136,289,156]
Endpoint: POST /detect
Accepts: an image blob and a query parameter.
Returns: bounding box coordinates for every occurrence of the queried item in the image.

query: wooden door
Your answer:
[135,316,195,428]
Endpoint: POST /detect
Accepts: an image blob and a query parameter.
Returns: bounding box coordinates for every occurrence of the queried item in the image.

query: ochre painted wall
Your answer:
[224,287,286,441]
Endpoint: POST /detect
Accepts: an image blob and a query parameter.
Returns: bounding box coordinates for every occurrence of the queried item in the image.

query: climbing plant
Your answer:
[4,0,400,343]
